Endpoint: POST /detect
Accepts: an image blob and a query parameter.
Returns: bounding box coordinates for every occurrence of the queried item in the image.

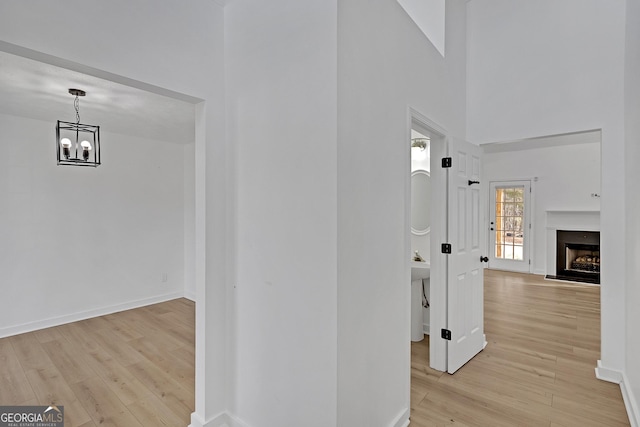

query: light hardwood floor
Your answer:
[0,298,195,426]
[411,269,630,426]
[0,270,630,426]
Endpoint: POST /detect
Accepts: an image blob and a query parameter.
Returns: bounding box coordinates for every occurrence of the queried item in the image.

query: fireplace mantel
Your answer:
[546,210,600,231]
[545,210,600,276]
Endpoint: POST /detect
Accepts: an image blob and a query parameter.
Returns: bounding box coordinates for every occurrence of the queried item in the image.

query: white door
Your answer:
[489,181,531,273]
[446,138,485,374]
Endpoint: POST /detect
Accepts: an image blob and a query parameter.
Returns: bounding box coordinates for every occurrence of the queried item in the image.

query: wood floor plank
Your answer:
[128,393,188,426]
[10,332,54,371]
[126,360,194,420]
[102,313,145,342]
[0,339,35,404]
[41,339,97,385]
[91,328,145,367]
[159,310,195,330]
[74,315,113,335]
[170,345,195,369]
[127,337,195,390]
[81,349,153,406]
[24,365,92,426]
[32,326,65,343]
[116,309,186,352]
[71,376,144,427]
[56,322,105,355]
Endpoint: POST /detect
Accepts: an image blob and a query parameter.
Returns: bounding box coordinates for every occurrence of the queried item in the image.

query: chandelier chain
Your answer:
[74,95,80,124]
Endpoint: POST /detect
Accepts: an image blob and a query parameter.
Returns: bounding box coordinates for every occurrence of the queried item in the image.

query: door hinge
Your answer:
[441,329,452,341]
[441,243,452,254]
[442,157,452,168]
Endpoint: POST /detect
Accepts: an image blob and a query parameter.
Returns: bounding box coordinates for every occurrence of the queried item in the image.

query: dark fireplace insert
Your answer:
[549,230,600,284]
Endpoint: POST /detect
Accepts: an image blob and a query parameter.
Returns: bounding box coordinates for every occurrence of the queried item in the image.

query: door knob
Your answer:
[480,256,489,263]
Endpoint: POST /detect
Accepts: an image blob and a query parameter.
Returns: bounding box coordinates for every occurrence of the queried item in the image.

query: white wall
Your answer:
[224,1,338,426]
[338,0,467,425]
[482,140,601,275]
[625,0,640,422]
[467,0,627,376]
[0,113,185,336]
[0,2,229,424]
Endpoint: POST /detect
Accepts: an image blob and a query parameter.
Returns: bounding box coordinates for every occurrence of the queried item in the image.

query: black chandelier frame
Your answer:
[56,89,101,167]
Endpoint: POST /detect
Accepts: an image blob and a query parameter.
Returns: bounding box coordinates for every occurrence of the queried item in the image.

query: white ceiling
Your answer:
[0,50,195,144]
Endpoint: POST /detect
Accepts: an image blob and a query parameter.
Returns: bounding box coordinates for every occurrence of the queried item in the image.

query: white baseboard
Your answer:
[533,268,546,276]
[189,411,251,427]
[227,413,251,427]
[189,412,226,427]
[0,291,184,339]
[422,323,430,335]
[188,413,210,427]
[192,408,410,427]
[621,372,640,427]
[595,360,623,383]
[389,407,410,427]
[184,289,196,302]
[596,361,639,427]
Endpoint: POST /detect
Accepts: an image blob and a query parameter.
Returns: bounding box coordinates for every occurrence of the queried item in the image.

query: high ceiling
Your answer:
[0,50,195,144]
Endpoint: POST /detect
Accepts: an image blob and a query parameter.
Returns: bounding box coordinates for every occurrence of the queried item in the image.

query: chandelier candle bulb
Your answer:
[80,140,92,160]
[60,138,72,159]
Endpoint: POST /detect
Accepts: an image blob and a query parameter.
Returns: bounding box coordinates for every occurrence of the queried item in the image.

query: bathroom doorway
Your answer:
[408,110,447,371]
[410,127,432,343]
[408,110,486,374]
[409,124,438,392]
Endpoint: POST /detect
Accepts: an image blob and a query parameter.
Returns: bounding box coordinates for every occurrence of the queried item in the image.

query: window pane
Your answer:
[503,203,515,216]
[514,245,524,260]
[513,188,524,202]
[502,189,514,202]
[514,217,522,231]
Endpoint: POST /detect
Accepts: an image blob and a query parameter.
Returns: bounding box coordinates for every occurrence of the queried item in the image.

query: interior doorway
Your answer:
[409,127,433,347]
[406,109,448,373]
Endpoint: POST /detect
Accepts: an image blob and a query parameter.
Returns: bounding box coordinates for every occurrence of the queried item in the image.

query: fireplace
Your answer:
[554,230,600,284]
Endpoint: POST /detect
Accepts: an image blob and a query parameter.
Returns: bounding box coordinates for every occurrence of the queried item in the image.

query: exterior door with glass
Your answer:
[489,181,531,273]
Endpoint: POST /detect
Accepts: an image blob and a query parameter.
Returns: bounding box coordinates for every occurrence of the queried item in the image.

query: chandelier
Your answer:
[56,89,101,167]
